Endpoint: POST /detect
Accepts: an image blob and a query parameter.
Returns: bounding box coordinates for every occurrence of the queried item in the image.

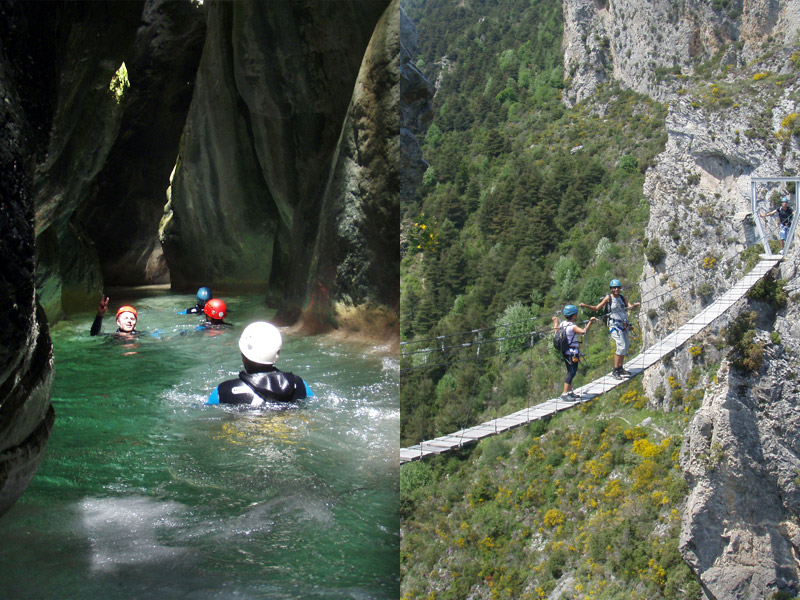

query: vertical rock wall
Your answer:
[160,0,389,304]
[33,1,145,320]
[298,1,432,335]
[0,2,55,518]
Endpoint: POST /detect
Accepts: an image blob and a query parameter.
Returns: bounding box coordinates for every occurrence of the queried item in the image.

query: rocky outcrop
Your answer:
[680,346,800,598]
[296,1,433,334]
[0,3,55,517]
[562,0,796,107]
[159,0,389,305]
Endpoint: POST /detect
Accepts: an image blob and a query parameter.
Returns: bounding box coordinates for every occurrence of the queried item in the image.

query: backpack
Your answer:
[600,294,626,325]
[553,323,570,355]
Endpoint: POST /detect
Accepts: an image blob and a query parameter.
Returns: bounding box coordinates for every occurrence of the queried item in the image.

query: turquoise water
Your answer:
[0,291,399,599]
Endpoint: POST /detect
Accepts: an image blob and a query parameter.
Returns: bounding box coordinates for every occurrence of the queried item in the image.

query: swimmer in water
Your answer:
[179,286,212,315]
[90,295,140,338]
[207,321,314,407]
[196,298,232,331]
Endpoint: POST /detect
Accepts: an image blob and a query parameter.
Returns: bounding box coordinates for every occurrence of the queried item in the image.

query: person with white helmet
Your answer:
[552,305,596,401]
[580,278,640,379]
[206,321,314,407]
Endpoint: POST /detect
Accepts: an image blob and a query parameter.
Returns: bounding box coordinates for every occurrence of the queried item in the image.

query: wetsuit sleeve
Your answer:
[177,309,188,315]
[206,387,220,405]
[90,315,103,336]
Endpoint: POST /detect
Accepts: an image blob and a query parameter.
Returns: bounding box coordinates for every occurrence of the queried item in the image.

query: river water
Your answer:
[0,291,399,599]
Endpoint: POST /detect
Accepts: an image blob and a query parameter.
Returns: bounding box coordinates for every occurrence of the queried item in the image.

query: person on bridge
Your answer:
[179,286,212,315]
[580,279,640,379]
[206,321,313,407]
[552,305,596,401]
[761,196,793,250]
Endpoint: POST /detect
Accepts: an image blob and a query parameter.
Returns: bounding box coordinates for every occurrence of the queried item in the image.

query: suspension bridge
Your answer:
[400,255,782,463]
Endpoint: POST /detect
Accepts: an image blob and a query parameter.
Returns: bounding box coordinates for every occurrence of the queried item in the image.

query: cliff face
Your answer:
[0,2,55,517]
[159,0,390,308]
[297,2,432,335]
[31,0,204,320]
[564,0,800,596]
[563,0,798,107]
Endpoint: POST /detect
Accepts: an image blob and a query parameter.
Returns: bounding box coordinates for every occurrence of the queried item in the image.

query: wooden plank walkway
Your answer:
[400,257,782,464]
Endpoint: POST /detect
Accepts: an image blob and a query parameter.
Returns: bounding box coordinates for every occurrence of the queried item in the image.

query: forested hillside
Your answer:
[400,0,666,445]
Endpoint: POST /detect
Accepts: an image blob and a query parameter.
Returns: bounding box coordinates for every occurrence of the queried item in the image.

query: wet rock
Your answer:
[0,3,54,516]
[160,0,389,300]
[293,1,432,333]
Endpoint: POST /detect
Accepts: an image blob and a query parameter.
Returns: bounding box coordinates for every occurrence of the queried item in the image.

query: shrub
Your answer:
[645,238,666,265]
[495,302,537,358]
[747,274,787,308]
[725,311,765,373]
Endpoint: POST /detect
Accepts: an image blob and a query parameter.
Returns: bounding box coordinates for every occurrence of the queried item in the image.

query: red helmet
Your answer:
[204,298,227,321]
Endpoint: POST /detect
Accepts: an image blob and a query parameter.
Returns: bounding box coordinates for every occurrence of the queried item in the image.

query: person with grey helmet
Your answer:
[580,278,640,379]
[552,305,596,401]
[206,321,313,407]
[761,195,793,250]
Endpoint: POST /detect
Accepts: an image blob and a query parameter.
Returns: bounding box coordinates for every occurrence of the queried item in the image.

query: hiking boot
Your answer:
[561,391,580,401]
[611,368,624,380]
[619,367,632,377]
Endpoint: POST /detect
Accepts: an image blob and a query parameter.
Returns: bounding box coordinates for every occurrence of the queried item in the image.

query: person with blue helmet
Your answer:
[580,278,640,379]
[552,304,596,401]
[206,322,313,407]
[179,287,212,315]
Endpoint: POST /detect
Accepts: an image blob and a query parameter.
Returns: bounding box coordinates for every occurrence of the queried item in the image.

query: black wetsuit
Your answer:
[180,304,204,315]
[208,367,312,407]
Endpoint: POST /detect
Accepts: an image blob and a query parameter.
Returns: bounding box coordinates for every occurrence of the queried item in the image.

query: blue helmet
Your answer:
[196,287,212,302]
[609,279,621,288]
[563,304,578,317]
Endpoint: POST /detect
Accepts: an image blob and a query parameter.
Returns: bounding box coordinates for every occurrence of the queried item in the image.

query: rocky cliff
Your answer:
[0,1,55,517]
[297,2,432,335]
[31,0,204,320]
[564,0,800,596]
[158,0,391,316]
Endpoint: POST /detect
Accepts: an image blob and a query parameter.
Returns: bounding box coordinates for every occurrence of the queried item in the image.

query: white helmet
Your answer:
[239,321,282,365]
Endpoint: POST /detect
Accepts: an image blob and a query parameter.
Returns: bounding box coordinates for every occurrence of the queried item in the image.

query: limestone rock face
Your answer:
[160,0,389,300]
[562,0,797,107]
[295,1,432,333]
[680,353,800,599]
[0,3,55,517]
